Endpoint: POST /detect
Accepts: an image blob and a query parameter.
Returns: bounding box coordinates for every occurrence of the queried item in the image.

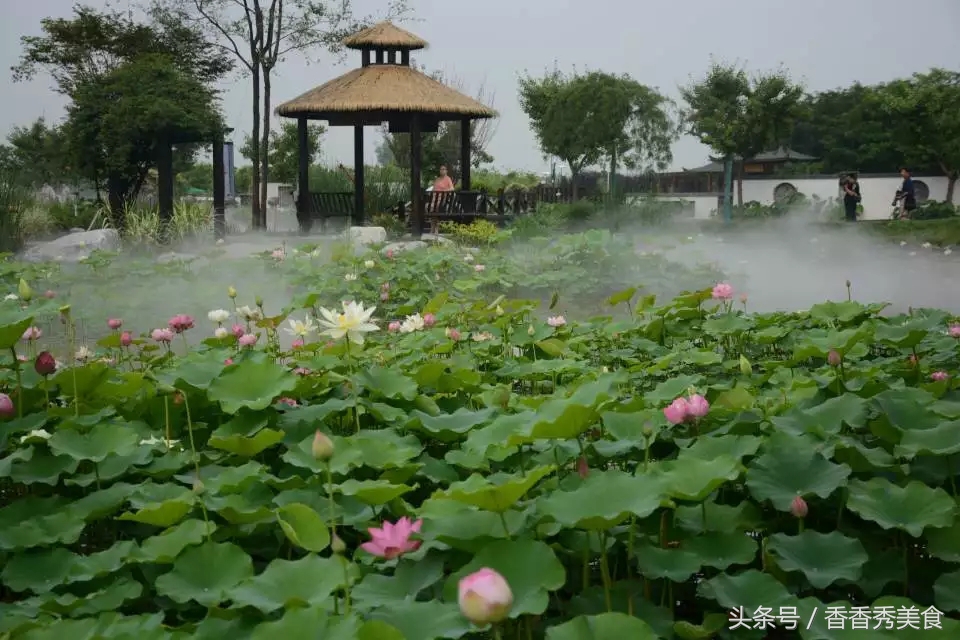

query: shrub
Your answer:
[44,200,101,232]
[438,219,502,245]
[371,212,406,240]
[912,200,958,221]
[0,173,29,254]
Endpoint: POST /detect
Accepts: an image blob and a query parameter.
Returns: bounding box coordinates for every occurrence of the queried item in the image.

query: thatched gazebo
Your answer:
[275,21,497,237]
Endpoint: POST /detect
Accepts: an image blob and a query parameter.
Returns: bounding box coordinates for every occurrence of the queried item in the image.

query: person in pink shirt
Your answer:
[433,165,455,192]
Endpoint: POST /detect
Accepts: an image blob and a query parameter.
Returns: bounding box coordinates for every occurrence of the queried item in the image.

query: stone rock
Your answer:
[382,241,427,255]
[348,226,387,249]
[420,233,453,245]
[21,229,121,263]
[69,227,86,233]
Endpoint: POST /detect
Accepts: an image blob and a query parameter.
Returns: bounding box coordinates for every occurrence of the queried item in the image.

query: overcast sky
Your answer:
[2,0,959,174]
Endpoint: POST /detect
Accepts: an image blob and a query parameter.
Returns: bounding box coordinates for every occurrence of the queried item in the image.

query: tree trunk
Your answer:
[250,64,263,230]
[259,71,272,230]
[736,160,744,206]
[107,173,127,230]
[947,174,956,205]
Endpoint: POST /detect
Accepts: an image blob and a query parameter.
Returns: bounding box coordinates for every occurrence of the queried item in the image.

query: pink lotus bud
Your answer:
[909,354,918,367]
[151,328,174,343]
[224,358,234,365]
[458,568,514,626]
[388,321,401,332]
[950,324,960,338]
[232,324,245,338]
[790,495,808,518]
[0,393,14,418]
[238,333,257,347]
[423,313,436,327]
[711,282,733,300]
[120,331,132,347]
[291,338,304,349]
[44,290,55,299]
[931,370,949,382]
[663,397,690,425]
[386,249,394,259]
[687,394,710,418]
[294,367,311,376]
[331,533,347,554]
[446,327,461,341]
[474,264,485,272]
[312,430,335,460]
[739,293,748,304]
[107,318,122,330]
[278,397,298,407]
[576,456,589,479]
[827,350,842,367]
[34,351,56,376]
[22,326,42,341]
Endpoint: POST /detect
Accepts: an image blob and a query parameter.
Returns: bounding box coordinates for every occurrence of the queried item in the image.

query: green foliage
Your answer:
[3,230,960,638]
[910,200,959,221]
[519,69,677,178]
[63,54,223,213]
[240,121,325,185]
[0,170,30,253]
[371,212,407,240]
[1,119,72,188]
[437,219,503,246]
[43,200,101,232]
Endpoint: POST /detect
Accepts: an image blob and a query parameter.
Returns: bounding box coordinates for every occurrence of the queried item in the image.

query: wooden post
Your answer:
[362,50,370,66]
[400,50,410,66]
[410,114,423,238]
[157,140,174,224]
[297,118,311,234]
[460,117,471,191]
[212,136,226,240]
[354,125,365,227]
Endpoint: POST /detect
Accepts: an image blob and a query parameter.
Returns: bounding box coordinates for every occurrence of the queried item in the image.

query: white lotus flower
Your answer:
[19,429,52,443]
[208,309,231,324]
[317,301,378,345]
[472,331,493,342]
[945,249,953,255]
[463,254,475,263]
[547,315,566,327]
[922,242,932,249]
[344,273,358,282]
[140,435,181,448]
[75,346,94,362]
[284,315,316,338]
[364,260,375,269]
[400,313,425,333]
[214,327,228,339]
[4,294,18,301]
[900,241,908,246]
[237,305,263,322]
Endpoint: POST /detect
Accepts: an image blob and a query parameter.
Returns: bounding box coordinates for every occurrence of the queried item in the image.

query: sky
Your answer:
[2,0,960,175]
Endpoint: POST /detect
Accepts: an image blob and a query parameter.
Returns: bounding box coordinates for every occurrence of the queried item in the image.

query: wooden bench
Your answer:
[298,191,354,232]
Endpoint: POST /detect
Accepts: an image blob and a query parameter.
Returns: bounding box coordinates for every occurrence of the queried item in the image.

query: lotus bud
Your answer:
[255,295,263,307]
[331,533,347,554]
[227,286,237,299]
[18,279,33,302]
[827,350,842,367]
[192,477,205,495]
[59,304,71,317]
[790,495,808,518]
[527,325,535,336]
[0,393,13,418]
[739,354,752,375]
[458,568,514,627]
[34,351,56,376]
[312,430,335,461]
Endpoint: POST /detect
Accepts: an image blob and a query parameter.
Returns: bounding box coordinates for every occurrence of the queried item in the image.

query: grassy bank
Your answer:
[863,217,960,247]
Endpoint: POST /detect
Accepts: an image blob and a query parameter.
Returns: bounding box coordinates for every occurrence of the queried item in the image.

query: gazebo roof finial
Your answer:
[342,21,428,51]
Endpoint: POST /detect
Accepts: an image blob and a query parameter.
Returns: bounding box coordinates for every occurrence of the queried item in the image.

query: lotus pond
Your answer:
[1,231,960,640]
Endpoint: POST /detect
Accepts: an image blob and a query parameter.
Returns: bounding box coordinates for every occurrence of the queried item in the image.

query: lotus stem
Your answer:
[9,348,22,419]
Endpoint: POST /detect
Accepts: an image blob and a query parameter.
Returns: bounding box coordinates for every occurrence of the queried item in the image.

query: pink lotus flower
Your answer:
[423,313,436,327]
[446,327,461,341]
[0,393,13,418]
[458,568,514,626]
[687,394,710,418]
[291,338,304,349]
[386,249,395,259]
[712,283,733,300]
[224,358,234,365]
[950,324,960,338]
[151,328,174,343]
[576,456,589,479]
[791,495,808,518]
[168,314,194,333]
[44,290,56,299]
[380,291,389,301]
[663,397,690,424]
[293,367,311,376]
[107,318,122,330]
[474,264,485,272]
[547,315,566,327]
[360,517,423,559]
[278,397,298,407]
[388,321,401,332]
[931,370,949,382]
[238,333,257,347]
[22,326,42,341]
[827,350,842,367]
[120,331,132,347]
[232,323,245,338]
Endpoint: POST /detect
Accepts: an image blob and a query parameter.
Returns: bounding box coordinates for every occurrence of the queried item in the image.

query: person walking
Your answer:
[842,174,861,221]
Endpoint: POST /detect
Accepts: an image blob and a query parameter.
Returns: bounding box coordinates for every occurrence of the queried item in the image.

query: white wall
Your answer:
[645,175,953,220]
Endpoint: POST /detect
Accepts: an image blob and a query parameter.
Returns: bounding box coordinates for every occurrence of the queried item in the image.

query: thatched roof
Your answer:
[342,21,427,50]
[275,64,497,119]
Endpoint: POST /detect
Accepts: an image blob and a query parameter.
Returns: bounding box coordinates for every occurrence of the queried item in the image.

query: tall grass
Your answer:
[308,165,409,218]
[0,170,29,254]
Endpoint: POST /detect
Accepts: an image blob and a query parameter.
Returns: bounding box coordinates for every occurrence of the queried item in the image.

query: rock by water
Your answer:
[21,229,121,263]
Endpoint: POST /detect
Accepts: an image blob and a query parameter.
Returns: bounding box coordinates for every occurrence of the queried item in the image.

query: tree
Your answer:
[13,5,231,96]
[5,118,70,188]
[519,69,676,197]
[63,54,223,220]
[153,0,407,230]
[240,120,324,186]
[881,69,960,203]
[680,62,804,205]
[378,66,497,179]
